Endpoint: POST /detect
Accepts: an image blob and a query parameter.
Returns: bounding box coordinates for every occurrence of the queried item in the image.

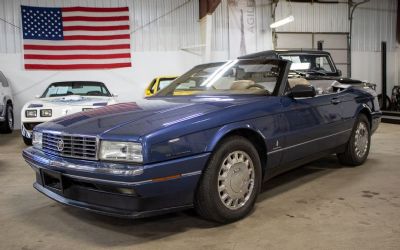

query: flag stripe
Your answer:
[24,44,130,51]
[63,21,129,27]
[62,6,129,12]
[24,53,131,60]
[24,39,130,46]
[24,49,131,55]
[64,30,129,36]
[62,11,129,17]
[63,34,130,40]
[63,25,129,31]
[25,58,131,65]
[25,63,132,70]
[62,15,129,22]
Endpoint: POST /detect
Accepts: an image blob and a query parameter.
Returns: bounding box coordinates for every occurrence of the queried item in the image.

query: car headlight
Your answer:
[100,141,143,163]
[32,131,42,149]
[40,109,52,117]
[26,110,37,118]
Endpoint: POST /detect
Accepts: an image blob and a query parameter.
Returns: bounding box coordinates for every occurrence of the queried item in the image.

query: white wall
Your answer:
[0,51,202,128]
[351,0,399,96]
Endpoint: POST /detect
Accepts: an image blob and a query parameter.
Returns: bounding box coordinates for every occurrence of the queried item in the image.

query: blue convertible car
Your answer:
[23,55,381,223]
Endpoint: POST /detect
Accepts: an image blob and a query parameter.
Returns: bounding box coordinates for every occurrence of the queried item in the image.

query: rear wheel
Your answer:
[337,114,371,166]
[378,94,391,110]
[195,136,262,223]
[0,104,13,133]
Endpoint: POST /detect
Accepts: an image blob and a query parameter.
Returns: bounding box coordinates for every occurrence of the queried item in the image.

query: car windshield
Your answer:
[156,59,284,96]
[280,54,335,74]
[158,78,177,91]
[41,82,111,98]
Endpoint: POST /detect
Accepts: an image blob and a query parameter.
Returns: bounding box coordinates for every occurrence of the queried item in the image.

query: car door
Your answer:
[278,92,343,167]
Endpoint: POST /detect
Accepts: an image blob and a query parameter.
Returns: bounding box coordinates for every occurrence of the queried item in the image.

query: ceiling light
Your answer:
[270,15,294,29]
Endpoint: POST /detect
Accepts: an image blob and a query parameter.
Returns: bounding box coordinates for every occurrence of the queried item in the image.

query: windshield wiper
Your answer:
[289,70,307,77]
[306,69,327,76]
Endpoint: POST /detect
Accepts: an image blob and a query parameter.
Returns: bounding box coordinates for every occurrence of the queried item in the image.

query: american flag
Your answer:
[21,5,132,70]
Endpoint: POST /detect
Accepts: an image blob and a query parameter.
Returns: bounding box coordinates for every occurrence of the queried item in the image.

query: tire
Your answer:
[23,136,32,146]
[0,103,13,133]
[194,135,262,223]
[337,114,371,166]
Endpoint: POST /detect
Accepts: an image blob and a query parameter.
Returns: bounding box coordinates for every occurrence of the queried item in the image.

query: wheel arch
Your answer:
[6,99,12,107]
[357,104,372,129]
[207,124,268,177]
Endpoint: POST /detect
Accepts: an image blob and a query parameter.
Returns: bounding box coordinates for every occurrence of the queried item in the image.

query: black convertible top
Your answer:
[238,50,332,60]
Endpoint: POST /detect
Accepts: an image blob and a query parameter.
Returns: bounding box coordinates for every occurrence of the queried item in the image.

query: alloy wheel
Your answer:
[354,121,369,158]
[217,150,255,210]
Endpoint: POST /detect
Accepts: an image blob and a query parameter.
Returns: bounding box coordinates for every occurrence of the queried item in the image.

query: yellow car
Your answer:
[145,76,178,96]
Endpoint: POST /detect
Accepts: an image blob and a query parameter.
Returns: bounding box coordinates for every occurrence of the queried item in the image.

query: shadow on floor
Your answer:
[19,155,350,247]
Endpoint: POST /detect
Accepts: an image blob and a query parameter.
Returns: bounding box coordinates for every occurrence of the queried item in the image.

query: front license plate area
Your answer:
[42,169,63,191]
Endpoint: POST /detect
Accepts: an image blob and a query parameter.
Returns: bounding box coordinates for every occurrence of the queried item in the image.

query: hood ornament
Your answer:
[57,139,64,152]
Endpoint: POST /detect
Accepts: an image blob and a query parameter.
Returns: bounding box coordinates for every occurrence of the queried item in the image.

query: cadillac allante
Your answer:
[23,54,381,223]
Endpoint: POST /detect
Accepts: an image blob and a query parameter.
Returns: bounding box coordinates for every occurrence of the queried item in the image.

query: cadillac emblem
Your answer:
[57,139,64,152]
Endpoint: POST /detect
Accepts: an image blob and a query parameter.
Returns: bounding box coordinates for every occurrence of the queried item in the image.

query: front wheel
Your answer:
[195,136,262,223]
[23,136,32,146]
[337,114,371,166]
[0,104,13,133]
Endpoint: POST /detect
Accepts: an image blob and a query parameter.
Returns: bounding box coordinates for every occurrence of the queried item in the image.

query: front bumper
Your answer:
[21,122,45,139]
[23,147,209,218]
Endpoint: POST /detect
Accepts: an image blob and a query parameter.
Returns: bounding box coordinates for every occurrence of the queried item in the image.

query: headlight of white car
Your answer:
[99,141,143,163]
[32,131,42,149]
[40,109,52,117]
[26,110,37,118]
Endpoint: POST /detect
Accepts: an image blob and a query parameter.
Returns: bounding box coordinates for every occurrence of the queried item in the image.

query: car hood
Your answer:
[25,95,114,108]
[36,96,266,140]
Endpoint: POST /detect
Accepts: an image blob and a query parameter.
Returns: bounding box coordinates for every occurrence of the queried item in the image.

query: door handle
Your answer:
[331,98,341,105]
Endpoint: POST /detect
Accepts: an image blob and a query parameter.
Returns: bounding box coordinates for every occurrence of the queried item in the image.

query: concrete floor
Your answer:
[0,123,399,250]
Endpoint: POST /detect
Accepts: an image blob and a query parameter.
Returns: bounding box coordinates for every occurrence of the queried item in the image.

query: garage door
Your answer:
[275,32,349,77]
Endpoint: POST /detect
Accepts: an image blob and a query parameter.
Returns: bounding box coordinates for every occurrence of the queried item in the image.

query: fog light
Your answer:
[117,187,136,195]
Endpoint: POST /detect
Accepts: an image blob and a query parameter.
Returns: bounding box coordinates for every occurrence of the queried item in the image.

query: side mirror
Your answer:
[287,85,316,98]
[35,95,40,98]
[112,93,118,97]
[337,69,342,76]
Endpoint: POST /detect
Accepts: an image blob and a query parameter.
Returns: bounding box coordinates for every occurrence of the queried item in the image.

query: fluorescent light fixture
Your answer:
[270,15,294,29]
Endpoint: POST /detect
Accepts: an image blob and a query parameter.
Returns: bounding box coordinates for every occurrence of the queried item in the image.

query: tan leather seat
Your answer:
[230,80,255,90]
[288,78,310,89]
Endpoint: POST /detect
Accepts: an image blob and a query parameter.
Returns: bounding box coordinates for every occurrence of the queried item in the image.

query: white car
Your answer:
[0,70,14,133]
[21,81,118,145]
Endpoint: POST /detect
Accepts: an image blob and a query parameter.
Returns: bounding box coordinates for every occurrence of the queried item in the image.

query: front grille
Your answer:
[42,132,97,160]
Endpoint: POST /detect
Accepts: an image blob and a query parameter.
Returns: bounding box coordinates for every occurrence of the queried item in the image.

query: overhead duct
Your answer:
[199,0,221,19]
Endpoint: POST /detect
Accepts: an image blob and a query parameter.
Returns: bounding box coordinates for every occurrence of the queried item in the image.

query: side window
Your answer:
[0,72,9,87]
[158,79,174,91]
[176,80,197,90]
[315,56,333,72]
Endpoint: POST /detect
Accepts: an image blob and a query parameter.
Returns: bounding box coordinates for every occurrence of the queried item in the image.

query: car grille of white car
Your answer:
[42,132,97,160]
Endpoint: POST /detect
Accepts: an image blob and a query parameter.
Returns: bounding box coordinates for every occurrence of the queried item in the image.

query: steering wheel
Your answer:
[245,84,271,95]
[245,83,265,89]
